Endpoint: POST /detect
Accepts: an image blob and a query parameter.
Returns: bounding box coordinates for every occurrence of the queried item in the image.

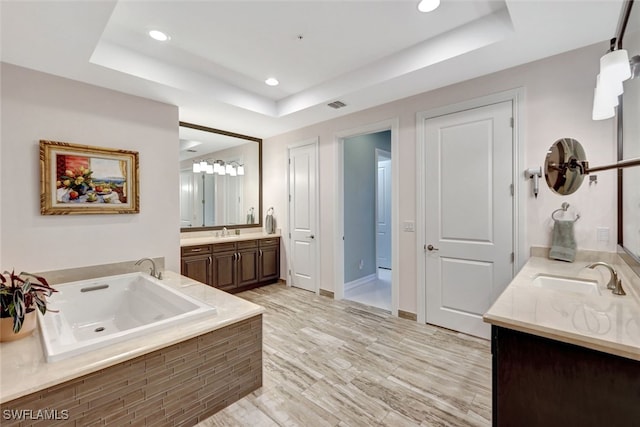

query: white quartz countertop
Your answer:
[0,271,264,404]
[484,256,640,361]
[181,231,280,247]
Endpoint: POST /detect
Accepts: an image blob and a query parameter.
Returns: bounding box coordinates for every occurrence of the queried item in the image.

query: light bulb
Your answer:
[237,165,245,176]
[148,30,170,42]
[206,164,214,174]
[192,163,201,173]
[418,0,440,13]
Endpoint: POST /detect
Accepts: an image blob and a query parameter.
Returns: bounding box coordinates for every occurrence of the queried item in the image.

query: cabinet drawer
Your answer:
[212,242,237,253]
[181,245,211,256]
[237,240,258,250]
[259,238,280,247]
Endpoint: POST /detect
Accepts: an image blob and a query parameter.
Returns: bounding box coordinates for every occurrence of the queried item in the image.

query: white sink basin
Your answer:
[531,274,600,295]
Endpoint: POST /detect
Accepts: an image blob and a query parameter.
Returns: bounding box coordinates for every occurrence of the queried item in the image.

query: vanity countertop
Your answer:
[180,231,280,247]
[0,271,264,404]
[484,255,640,361]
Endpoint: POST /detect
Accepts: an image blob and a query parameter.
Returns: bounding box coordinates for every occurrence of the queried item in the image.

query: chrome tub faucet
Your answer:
[135,258,163,280]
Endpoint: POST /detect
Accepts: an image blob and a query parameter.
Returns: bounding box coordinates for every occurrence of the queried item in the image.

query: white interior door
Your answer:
[376,150,392,270]
[424,101,514,339]
[289,141,318,292]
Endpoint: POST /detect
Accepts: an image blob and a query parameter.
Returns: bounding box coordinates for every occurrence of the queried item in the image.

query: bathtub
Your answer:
[37,272,217,362]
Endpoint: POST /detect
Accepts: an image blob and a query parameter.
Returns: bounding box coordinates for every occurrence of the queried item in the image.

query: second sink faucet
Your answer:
[135,257,162,280]
[586,262,625,296]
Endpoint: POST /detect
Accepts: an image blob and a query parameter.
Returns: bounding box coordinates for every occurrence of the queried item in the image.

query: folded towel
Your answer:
[549,219,577,262]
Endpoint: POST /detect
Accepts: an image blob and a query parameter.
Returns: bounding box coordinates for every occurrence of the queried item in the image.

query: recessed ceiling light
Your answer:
[417,0,440,13]
[148,30,170,42]
[265,78,279,86]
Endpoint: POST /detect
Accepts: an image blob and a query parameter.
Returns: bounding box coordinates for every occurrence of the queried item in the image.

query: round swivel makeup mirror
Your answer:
[544,138,588,195]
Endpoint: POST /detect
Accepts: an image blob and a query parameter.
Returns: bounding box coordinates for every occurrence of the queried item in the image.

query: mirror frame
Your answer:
[616,0,640,275]
[179,121,263,232]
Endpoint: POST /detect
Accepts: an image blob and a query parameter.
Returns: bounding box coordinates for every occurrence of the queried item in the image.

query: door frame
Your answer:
[334,118,400,316]
[415,88,526,324]
[287,137,320,294]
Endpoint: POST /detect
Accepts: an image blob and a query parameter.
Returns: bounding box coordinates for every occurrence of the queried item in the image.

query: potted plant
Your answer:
[0,270,56,342]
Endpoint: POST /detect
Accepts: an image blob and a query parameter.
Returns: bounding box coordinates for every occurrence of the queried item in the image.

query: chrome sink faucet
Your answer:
[586,262,625,296]
[135,258,163,280]
[222,227,228,237]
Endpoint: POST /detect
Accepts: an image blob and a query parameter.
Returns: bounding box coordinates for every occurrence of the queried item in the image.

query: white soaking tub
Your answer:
[37,272,217,362]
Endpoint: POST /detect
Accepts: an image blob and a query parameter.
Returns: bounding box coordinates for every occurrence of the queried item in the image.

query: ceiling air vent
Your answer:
[327,100,347,109]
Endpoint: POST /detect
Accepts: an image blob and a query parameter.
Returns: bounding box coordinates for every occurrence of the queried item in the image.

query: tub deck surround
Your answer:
[483,255,640,361]
[180,230,281,247]
[0,271,264,404]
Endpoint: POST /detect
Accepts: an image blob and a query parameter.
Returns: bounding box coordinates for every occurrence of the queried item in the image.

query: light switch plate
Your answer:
[597,227,609,242]
[403,221,415,232]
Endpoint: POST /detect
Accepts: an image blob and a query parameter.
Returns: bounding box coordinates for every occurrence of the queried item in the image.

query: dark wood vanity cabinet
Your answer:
[180,245,212,286]
[491,326,640,427]
[258,238,280,282]
[181,237,280,293]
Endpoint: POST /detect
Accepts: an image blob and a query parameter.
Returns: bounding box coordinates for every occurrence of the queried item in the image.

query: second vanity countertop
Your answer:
[0,271,264,404]
[484,255,640,361]
[180,231,280,247]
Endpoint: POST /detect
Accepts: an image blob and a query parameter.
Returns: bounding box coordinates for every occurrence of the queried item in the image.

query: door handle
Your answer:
[426,244,439,252]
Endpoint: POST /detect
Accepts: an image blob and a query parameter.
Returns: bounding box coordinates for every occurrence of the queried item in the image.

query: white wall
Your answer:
[0,63,181,273]
[263,41,617,314]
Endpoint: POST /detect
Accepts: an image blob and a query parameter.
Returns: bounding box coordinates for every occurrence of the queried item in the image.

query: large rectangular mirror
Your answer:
[620,1,640,266]
[179,122,262,231]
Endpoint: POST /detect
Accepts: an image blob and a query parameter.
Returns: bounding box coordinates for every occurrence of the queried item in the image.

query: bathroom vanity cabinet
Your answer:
[491,325,640,427]
[181,237,280,293]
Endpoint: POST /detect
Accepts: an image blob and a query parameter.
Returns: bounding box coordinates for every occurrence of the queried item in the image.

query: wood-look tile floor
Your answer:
[197,284,492,427]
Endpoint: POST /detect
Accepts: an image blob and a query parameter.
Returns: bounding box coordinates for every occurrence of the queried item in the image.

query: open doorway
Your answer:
[343,131,392,311]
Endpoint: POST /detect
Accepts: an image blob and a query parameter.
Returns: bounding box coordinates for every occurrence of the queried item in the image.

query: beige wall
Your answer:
[0,63,181,273]
[263,41,617,314]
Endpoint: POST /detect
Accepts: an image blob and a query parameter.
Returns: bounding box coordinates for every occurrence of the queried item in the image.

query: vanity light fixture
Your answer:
[192,159,244,177]
[418,0,440,13]
[265,78,279,86]
[148,30,170,42]
[592,46,632,120]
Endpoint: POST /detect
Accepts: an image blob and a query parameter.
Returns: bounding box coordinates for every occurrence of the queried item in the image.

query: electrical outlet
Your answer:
[403,221,415,232]
[358,259,364,270]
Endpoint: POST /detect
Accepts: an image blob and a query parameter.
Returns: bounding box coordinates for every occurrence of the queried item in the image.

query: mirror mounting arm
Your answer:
[586,157,640,173]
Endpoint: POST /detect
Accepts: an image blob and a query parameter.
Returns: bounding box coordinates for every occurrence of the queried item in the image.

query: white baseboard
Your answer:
[344,273,377,292]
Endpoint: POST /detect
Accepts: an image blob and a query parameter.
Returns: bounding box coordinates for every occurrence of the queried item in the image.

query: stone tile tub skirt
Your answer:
[0,315,262,426]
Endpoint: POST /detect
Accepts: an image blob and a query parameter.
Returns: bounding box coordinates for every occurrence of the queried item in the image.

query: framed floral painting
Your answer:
[40,140,139,215]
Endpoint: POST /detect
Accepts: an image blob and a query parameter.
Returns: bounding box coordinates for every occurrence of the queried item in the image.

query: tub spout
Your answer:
[135,258,162,280]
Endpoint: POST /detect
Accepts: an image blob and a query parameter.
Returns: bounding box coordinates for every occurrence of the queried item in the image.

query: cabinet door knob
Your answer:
[308,234,315,239]
[207,256,212,264]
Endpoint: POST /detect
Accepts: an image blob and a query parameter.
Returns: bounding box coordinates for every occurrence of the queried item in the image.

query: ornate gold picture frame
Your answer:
[40,140,139,215]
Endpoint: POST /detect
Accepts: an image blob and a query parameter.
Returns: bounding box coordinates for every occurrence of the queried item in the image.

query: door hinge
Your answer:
[289,194,292,202]
[288,269,292,276]
[510,252,515,263]
[289,158,291,164]
[510,117,514,128]
[510,183,514,196]
[288,232,291,238]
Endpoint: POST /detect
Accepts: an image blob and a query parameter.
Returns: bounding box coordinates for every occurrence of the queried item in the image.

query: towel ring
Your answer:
[266,207,274,215]
[551,202,580,222]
